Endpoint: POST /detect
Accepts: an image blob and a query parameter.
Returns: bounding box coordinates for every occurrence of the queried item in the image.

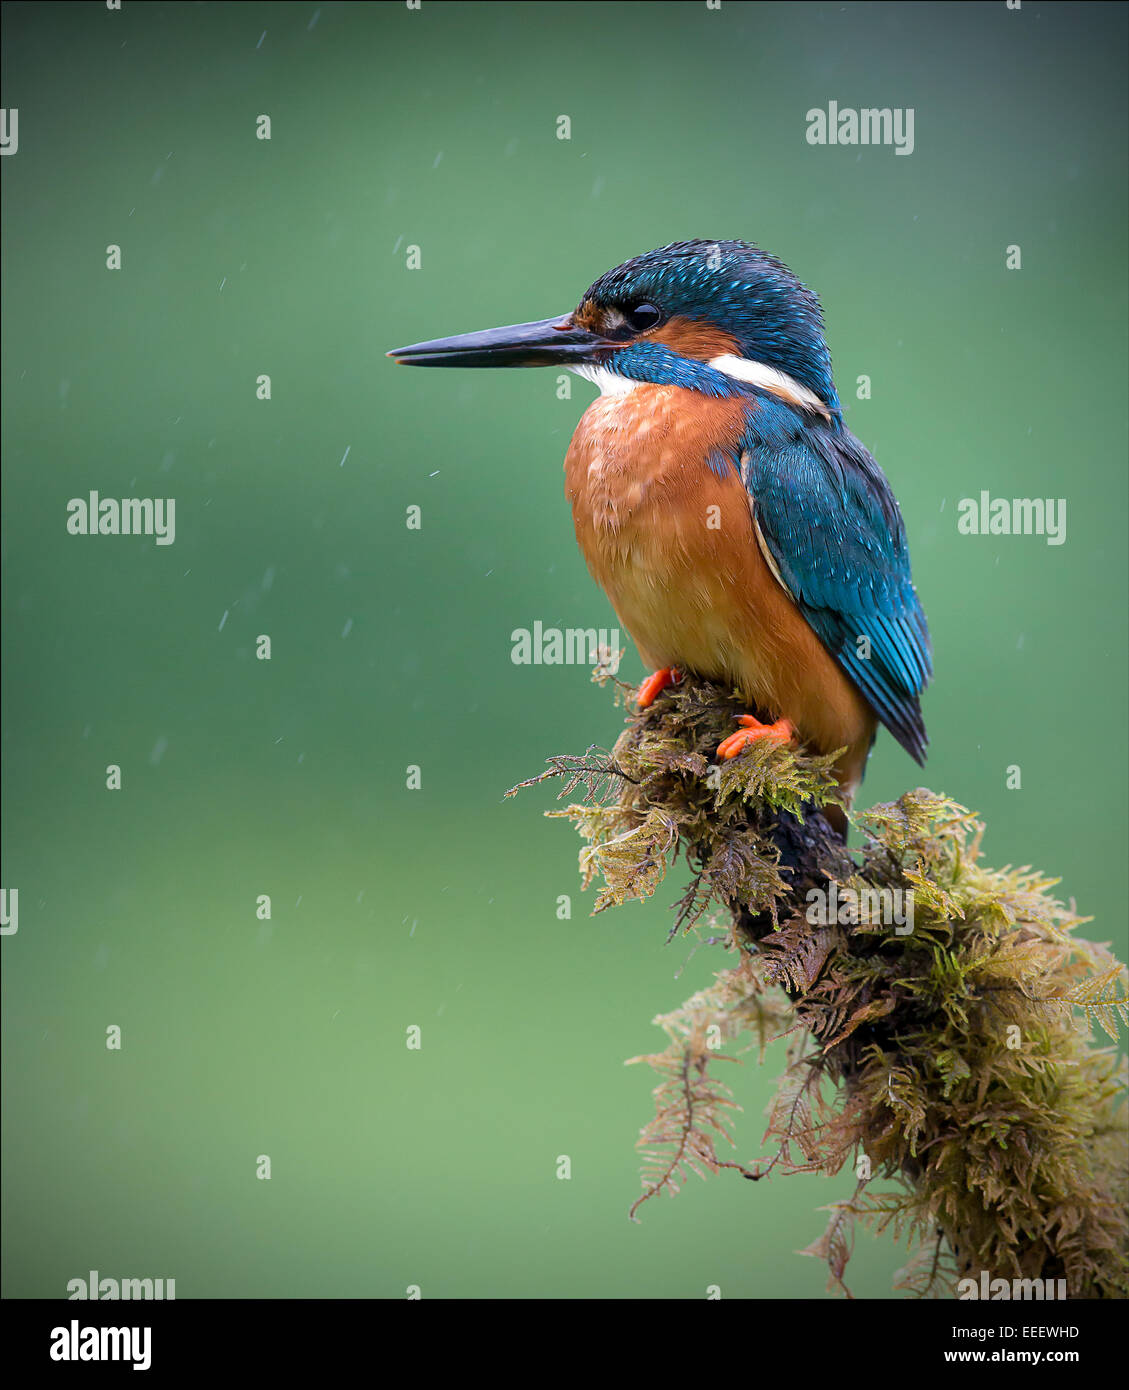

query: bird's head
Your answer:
[389,239,839,416]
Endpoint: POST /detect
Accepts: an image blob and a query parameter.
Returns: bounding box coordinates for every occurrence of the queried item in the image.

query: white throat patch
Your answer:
[708,354,829,416]
[569,363,638,397]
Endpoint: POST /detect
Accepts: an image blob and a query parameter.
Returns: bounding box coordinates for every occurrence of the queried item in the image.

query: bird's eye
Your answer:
[625,302,663,332]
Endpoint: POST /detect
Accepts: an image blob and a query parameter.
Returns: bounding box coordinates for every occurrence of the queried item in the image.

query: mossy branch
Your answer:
[508,673,1129,1299]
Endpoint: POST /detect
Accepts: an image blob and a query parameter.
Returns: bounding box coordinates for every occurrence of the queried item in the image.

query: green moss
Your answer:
[510,674,1129,1298]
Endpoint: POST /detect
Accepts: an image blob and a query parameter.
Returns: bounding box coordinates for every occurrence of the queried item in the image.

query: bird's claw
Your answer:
[636,666,681,709]
[717,715,794,760]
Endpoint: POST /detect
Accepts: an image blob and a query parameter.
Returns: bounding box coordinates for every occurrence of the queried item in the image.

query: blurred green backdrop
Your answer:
[2,0,1126,1299]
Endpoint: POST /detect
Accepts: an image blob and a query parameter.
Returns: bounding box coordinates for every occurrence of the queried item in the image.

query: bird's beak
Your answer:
[387,314,611,368]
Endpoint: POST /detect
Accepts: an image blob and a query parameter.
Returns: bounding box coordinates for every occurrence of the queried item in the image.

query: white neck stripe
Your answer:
[570,356,829,415]
[708,354,829,416]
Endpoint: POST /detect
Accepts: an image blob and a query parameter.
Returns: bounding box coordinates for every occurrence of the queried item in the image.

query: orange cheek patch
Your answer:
[647,316,742,361]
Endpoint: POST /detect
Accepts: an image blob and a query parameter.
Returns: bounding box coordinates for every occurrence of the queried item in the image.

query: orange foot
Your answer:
[717,715,794,760]
[636,666,681,710]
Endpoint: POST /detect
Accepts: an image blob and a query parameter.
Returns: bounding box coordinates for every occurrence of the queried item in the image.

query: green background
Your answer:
[2,0,1126,1299]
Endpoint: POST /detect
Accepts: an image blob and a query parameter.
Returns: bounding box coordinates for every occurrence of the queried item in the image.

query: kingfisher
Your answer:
[388,240,931,834]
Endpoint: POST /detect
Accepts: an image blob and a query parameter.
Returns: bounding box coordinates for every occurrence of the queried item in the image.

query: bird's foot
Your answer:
[636,666,681,710]
[717,714,794,760]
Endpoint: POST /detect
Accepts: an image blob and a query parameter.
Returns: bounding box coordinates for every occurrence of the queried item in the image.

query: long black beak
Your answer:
[387,314,610,368]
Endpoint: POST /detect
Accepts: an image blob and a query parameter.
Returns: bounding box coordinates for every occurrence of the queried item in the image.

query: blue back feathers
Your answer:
[736,395,932,763]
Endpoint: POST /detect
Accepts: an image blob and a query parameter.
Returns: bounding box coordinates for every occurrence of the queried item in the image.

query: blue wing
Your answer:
[737,398,932,763]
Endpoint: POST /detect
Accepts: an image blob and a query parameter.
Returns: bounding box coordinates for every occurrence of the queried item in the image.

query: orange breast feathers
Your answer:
[563,385,876,799]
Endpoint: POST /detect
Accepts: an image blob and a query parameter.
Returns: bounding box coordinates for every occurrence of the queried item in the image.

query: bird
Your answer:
[388,239,931,835]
